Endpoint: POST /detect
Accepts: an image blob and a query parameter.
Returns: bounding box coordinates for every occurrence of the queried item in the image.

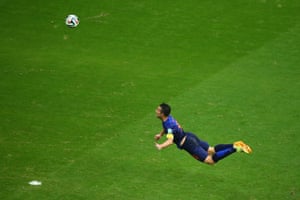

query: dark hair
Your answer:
[160,103,171,116]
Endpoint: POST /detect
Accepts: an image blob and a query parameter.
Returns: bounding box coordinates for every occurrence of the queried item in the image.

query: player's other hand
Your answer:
[155,143,162,150]
[154,134,161,141]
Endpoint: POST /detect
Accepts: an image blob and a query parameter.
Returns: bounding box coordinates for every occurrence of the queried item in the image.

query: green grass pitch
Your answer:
[0,0,299,199]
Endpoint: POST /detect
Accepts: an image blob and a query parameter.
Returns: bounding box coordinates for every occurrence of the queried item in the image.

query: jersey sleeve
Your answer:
[166,133,174,140]
[166,128,174,139]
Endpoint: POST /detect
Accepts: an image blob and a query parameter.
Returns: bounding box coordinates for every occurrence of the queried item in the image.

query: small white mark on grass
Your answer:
[85,12,110,23]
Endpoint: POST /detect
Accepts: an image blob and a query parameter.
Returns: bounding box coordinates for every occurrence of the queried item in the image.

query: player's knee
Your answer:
[208,147,215,155]
[204,156,215,165]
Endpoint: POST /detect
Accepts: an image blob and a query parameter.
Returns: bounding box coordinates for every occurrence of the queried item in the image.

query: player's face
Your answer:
[156,106,163,118]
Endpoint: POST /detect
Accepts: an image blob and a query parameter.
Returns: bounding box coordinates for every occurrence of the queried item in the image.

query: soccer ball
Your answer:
[65,14,79,28]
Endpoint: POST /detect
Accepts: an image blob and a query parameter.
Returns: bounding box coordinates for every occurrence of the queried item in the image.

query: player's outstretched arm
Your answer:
[155,138,173,150]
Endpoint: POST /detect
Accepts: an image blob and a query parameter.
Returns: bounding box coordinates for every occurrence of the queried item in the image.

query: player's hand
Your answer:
[154,134,161,141]
[155,143,162,150]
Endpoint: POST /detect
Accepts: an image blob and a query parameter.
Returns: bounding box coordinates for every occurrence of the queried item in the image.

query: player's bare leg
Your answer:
[204,155,215,165]
[207,147,215,155]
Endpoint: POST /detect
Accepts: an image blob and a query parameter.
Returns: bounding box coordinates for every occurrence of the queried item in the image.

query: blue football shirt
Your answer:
[162,115,186,148]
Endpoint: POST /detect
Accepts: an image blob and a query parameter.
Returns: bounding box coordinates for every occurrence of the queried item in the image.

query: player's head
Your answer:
[156,103,171,119]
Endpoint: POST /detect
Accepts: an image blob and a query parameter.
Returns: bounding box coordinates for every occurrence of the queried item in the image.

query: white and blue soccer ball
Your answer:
[65,14,79,28]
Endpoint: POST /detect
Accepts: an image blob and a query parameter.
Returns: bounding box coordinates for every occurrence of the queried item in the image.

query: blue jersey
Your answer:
[162,115,186,148]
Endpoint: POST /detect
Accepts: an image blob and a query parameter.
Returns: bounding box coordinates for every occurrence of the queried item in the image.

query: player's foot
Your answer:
[234,141,252,154]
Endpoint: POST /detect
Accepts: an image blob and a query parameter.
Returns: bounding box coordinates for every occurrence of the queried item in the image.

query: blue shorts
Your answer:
[181,132,209,162]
